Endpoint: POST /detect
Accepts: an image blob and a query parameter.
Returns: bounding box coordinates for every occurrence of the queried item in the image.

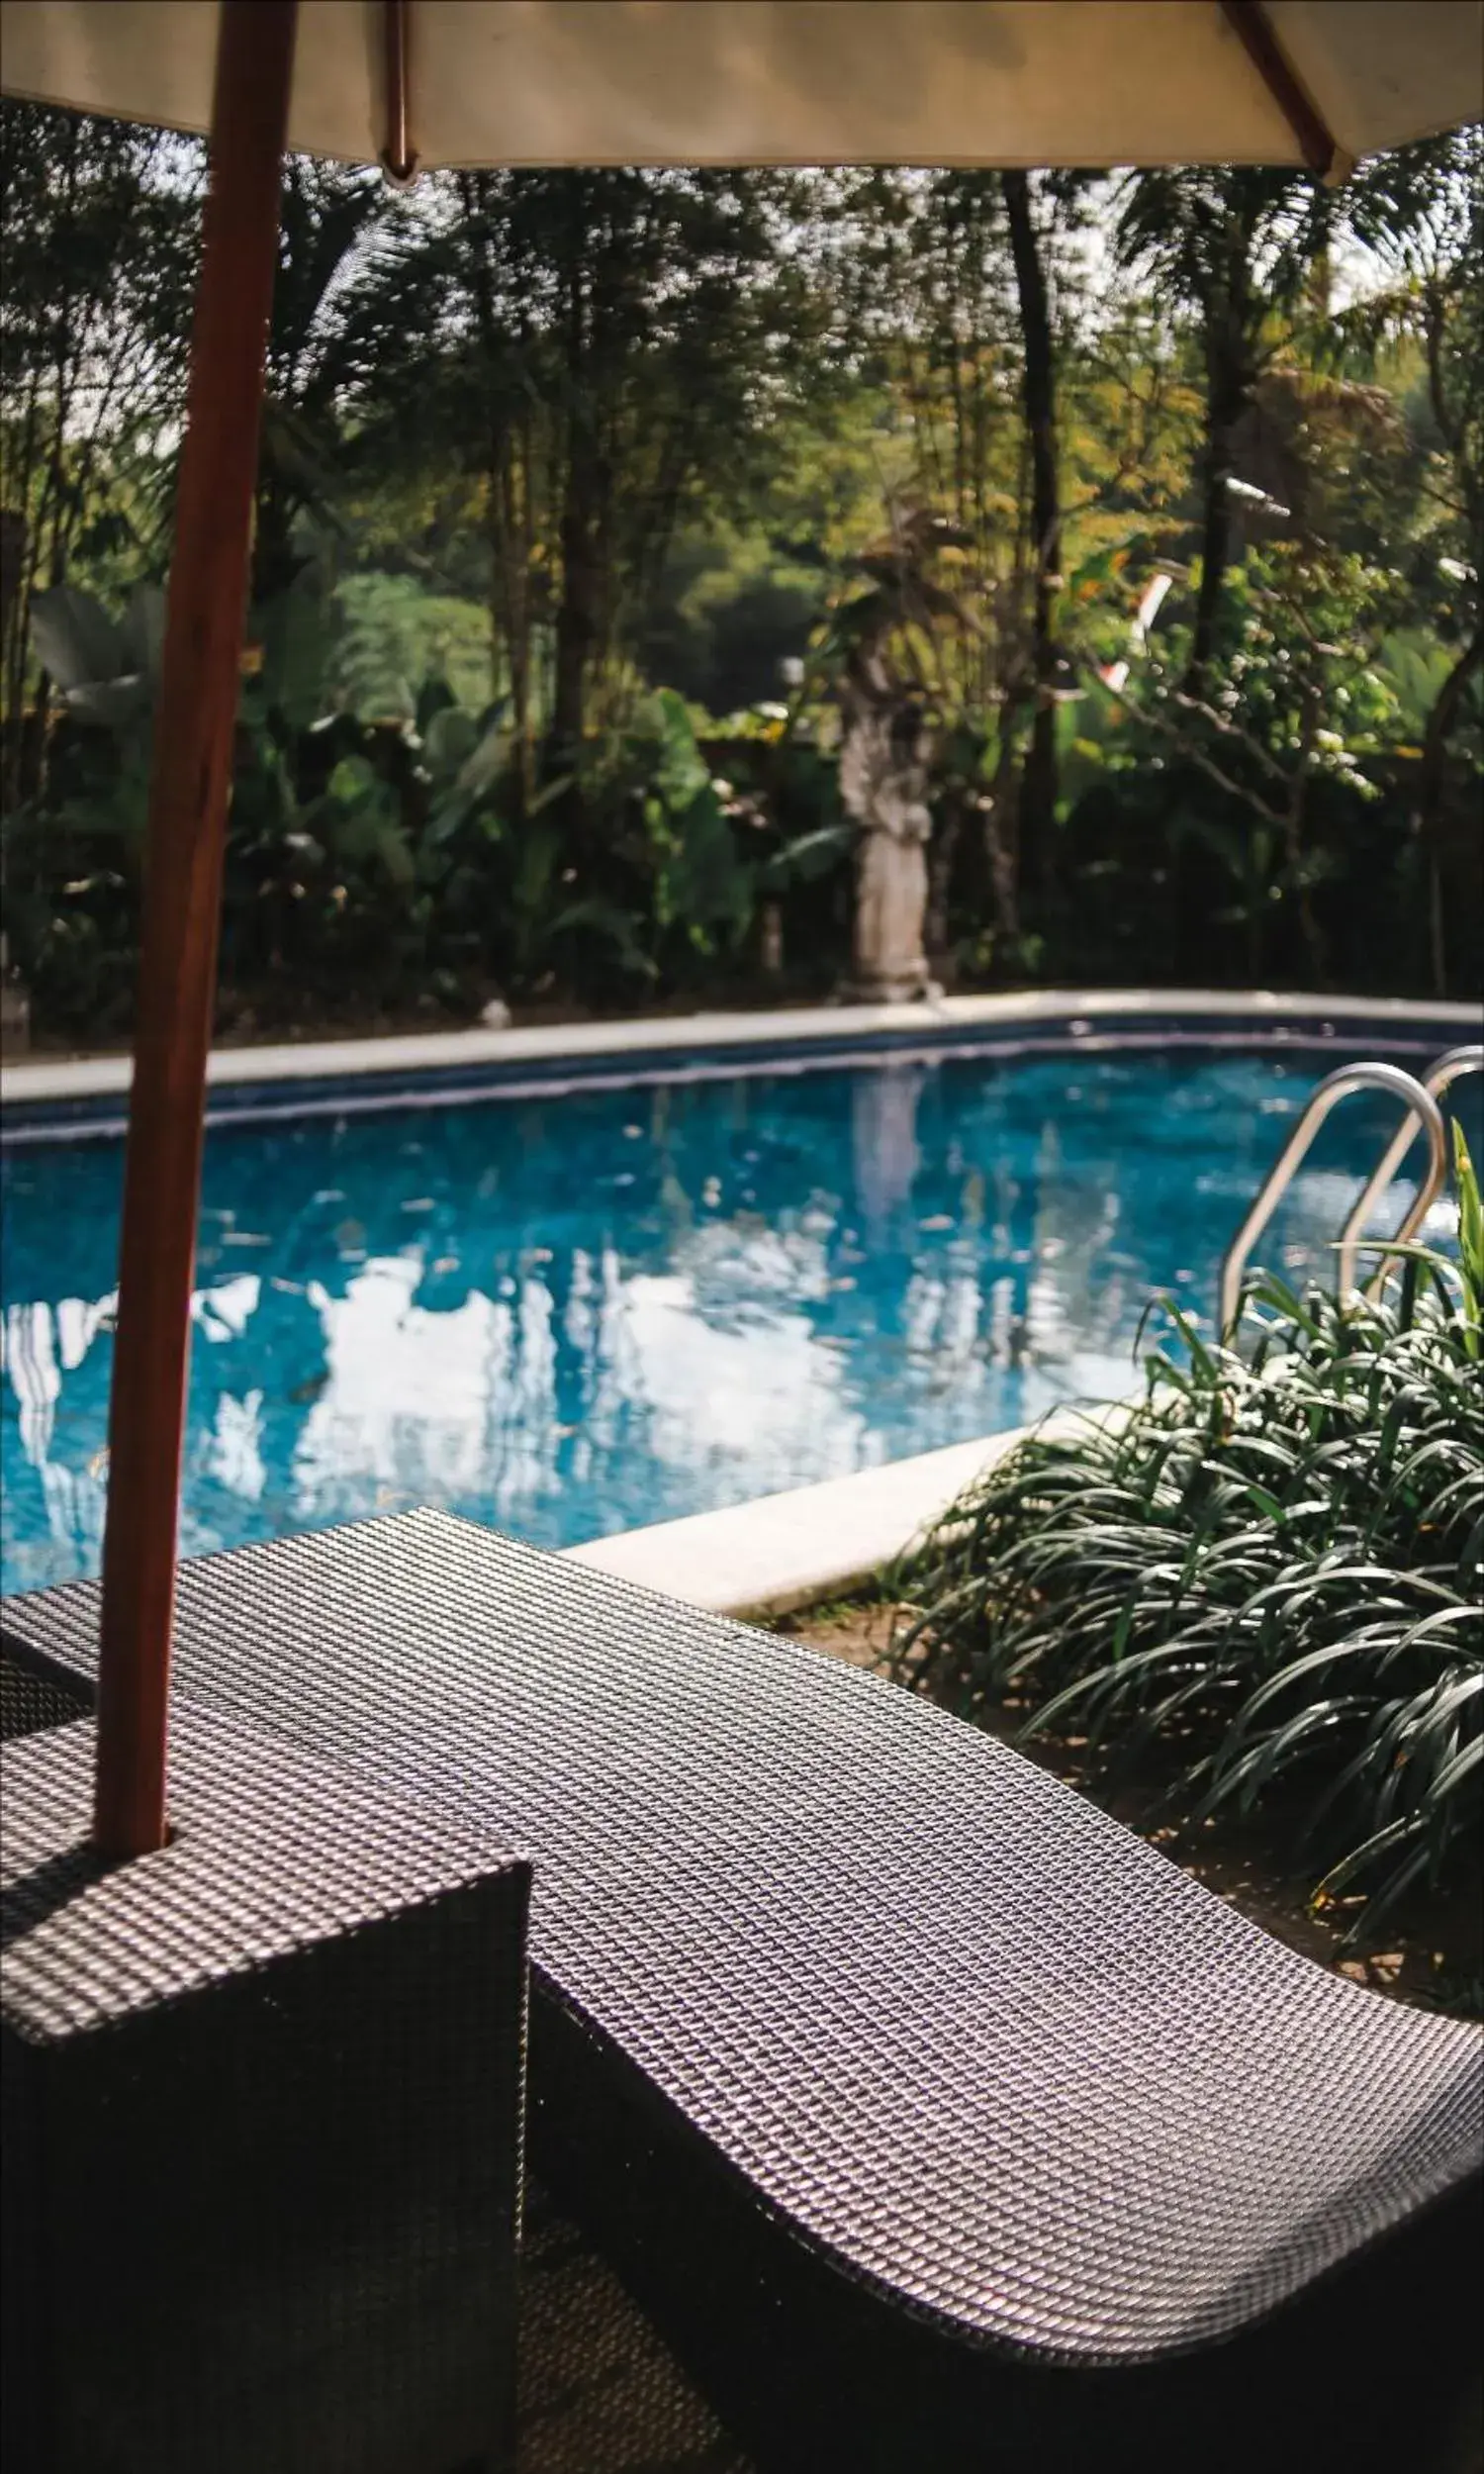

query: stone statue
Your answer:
[838,643,940,1004]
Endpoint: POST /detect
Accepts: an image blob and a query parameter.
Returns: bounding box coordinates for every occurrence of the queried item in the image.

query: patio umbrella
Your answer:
[5,1,1482,175]
[0,0,1480,1855]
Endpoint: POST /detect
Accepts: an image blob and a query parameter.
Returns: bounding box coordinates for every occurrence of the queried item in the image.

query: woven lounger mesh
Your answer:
[4,1510,1481,2470]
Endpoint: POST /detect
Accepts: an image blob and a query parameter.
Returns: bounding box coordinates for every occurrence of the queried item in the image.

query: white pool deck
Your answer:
[4,987,1470,1619]
[2,984,1473,1107]
[561,1409,1125,1620]
[563,1434,1010,1619]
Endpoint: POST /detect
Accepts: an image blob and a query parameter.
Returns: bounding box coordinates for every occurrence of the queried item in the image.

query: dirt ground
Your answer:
[780,1597,1483,2020]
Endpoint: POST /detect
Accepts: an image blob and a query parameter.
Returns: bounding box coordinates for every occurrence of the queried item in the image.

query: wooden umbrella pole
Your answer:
[93,0,298,1857]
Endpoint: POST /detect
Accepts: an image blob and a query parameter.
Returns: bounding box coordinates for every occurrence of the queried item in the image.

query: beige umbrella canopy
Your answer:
[1,0,1480,1859]
[3,0,1482,177]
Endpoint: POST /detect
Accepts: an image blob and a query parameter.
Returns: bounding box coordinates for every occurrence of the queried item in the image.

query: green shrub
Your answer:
[330,572,495,719]
[893,1128,1484,1942]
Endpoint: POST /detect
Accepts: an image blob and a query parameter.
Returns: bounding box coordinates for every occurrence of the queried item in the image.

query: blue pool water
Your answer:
[1,1047,1471,1597]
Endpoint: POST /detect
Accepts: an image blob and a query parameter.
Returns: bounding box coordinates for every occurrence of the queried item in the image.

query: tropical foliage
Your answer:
[2,117,1480,1034]
[892,1129,1484,1942]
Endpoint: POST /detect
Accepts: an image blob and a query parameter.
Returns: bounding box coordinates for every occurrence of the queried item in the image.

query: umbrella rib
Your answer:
[1219,2,1350,183]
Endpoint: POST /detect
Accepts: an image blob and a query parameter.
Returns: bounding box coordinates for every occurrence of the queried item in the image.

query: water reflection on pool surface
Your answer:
[1,1046,1465,1595]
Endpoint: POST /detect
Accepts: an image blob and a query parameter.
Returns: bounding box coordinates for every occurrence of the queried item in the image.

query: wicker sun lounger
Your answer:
[1,1692,527,2474]
[4,1508,1481,2474]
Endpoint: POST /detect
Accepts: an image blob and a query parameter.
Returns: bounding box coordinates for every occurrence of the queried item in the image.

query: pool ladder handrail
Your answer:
[1218,1060,1447,1340]
[1335,1044,1483,1295]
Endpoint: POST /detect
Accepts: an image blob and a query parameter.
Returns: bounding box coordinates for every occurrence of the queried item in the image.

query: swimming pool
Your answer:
[1,1041,1472,1597]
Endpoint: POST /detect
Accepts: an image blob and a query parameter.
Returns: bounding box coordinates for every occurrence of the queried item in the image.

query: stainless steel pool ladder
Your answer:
[1218,1044,1483,1339]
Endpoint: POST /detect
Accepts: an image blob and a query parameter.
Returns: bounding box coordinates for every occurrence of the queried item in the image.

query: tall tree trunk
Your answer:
[462,182,535,818]
[1186,262,1252,696]
[551,430,601,774]
[1412,621,1482,997]
[496,442,533,815]
[1285,688,1327,989]
[1187,402,1237,696]
[924,795,963,967]
[250,454,292,606]
[984,733,1023,948]
[548,183,601,808]
[1002,170,1060,870]
[0,504,29,809]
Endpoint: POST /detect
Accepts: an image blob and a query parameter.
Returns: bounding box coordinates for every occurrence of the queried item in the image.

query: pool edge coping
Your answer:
[560,1407,1119,1621]
[4,986,1478,1111]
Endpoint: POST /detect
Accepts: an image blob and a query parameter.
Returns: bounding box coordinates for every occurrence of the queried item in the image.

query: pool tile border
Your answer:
[2,988,1475,1146]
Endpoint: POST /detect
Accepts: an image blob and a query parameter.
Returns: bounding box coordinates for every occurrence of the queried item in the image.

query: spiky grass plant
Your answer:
[892,1127,1484,1942]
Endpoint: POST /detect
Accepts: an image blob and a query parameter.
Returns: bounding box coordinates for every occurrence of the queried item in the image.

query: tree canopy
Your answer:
[2,114,1479,1036]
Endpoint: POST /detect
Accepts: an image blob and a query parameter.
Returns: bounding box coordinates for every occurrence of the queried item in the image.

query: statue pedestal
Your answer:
[839,972,943,1005]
